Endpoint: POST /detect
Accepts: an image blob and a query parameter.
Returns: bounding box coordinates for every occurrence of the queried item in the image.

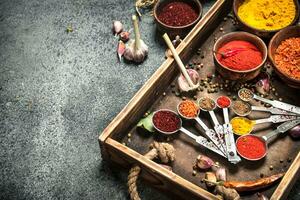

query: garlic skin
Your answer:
[113,21,123,35]
[123,15,148,63]
[177,69,200,92]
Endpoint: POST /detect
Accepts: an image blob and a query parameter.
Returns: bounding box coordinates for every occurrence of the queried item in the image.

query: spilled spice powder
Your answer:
[274,37,300,80]
[236,135,266,160]
[157,1,198,27]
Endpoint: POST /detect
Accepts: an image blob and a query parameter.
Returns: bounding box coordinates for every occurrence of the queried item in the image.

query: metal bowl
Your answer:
[268,25,300,88]
[153,0,202,39]
[233,0,299,38]
[213,32,267,81]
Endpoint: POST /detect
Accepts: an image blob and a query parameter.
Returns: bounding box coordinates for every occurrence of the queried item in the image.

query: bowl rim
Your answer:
[213,31,268,73]
[268,25,300,84]
[233,0,300,33]
[153,0,203,29]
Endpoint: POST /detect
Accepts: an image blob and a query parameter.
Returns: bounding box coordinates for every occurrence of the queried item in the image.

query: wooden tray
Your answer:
[99,0,300,199]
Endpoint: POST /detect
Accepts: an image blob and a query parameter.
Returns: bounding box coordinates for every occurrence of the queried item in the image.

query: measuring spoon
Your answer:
[198,97,227,153]
[152,109,226,157]
[216,96,241,164]
[231,115,300,135]
[177,100,227,156]
[236,119,300,161]
[238,88,300,115]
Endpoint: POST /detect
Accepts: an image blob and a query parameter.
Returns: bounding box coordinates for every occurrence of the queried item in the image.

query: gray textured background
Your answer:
[0,0,299,199]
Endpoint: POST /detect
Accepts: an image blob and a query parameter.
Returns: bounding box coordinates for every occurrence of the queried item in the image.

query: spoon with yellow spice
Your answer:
[230,115,300,136]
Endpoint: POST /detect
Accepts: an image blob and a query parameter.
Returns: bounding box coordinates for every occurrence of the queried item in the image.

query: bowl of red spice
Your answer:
[213,32,267,81]
[268,25,300,88]
[153,0,202,39]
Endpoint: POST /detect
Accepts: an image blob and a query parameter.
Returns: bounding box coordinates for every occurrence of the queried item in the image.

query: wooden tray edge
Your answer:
[105,138,220,200]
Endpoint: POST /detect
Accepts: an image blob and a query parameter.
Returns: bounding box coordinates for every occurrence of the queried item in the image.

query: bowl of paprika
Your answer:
[153,0,202,39]
[213,31,267,82]
[233,0,299,38]
[268,25,300,88]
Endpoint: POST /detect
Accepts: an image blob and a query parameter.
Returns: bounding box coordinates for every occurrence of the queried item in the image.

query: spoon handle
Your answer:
[163,34,194,87]
[209,110,220,126]
[179,127,227,158]
[252,106,297,115]
[255,115,299,124]
[195,117,209,131]
[253,94,300,115]
[195,117,226,155]
[253,94,273,105]
[262,119,300,142]
[223,108,230,124]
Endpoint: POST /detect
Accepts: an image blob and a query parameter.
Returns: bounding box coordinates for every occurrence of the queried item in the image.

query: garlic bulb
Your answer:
[124,15,148,63]
[113,21,123,35]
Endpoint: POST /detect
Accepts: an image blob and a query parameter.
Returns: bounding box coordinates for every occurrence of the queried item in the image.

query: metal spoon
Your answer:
[152,109,226,157]
[251,106,297,115]
[177,100,227,156]
[236,119,300,161]
[238,88,300,115]
[198,97,227,153]
[231,115,300,135]
[216,96,241,164]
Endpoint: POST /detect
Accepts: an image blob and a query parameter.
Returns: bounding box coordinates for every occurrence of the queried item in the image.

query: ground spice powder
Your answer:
[238,0,296,31]
[230,117,254,135]
[157,1,198,26]
[237,135,266,159]
[274,37,300,80]
[178,100,198,118]
[217,96,231,108]
[153,110,180,132]
[217,40,263,71]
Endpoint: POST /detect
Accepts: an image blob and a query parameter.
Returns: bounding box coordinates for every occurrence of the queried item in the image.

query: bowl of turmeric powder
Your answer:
[233,0,299,38]
[268,25,300,88]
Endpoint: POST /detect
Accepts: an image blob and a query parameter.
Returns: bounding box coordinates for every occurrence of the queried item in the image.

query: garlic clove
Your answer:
[113,21,123,35]
[255,72,270,95]
[215,167,227,181]
[196,155,215,169]
[178,69,200,92]
[119,31,130,42]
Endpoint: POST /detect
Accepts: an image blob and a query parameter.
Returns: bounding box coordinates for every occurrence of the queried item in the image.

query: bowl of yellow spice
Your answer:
[233,0,299,38]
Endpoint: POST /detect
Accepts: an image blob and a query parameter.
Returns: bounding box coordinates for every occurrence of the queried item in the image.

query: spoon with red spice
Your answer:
[176,100,227,157]
[238,88,300,115]
[198,97,227,154]
[236,119,300,161]
[216,96,241,164]
[152,109,226,157]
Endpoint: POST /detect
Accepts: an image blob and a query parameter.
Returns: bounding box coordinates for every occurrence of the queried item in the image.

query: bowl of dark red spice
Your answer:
[154,0,202,38]
[213,32,267,81]
[268,25,300,88]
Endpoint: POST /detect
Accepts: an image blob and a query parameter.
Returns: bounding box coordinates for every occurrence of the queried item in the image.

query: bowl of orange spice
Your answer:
[268,25,300,88]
